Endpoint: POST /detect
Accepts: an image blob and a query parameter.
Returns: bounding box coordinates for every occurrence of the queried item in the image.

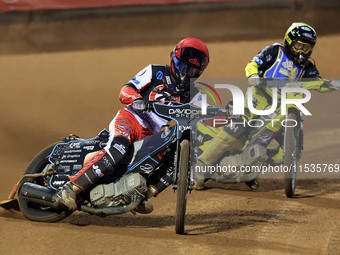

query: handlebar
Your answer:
[145,100,185,111]
[261,78,340,91]
[144,101,230,120]
[261,79,309,89]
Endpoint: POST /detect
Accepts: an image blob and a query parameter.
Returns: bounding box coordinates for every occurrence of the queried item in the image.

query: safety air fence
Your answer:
[0,0,305,12]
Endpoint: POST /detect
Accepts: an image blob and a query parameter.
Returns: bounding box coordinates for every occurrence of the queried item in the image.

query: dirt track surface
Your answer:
[1,7,340,255]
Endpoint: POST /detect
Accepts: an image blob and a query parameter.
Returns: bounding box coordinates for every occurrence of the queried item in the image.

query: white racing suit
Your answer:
[69,64,202,196]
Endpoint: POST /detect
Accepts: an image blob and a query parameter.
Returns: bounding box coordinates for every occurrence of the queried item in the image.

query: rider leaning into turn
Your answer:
[56,37,210,212]
[194,22,340,190]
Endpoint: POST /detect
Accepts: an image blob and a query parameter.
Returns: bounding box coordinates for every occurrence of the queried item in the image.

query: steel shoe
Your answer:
[133,201,154,214]
[245,179,259,190]
[55,181,81,211]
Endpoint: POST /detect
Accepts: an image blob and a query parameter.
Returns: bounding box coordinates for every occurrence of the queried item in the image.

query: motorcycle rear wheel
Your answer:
[283,112,299,198]
[175,139,190,234]
[18,143,72,222]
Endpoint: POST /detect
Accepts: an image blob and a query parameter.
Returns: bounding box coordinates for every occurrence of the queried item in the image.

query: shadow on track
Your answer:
[64,209,301,235]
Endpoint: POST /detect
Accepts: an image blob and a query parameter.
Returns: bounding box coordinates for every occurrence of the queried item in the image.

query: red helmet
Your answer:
[169,37,209,92]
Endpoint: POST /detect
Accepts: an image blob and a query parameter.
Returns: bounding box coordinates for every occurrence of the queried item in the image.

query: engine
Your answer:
[89,173,148,208]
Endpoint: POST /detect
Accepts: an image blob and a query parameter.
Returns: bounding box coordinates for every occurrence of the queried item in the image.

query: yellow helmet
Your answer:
[283,22,317,64]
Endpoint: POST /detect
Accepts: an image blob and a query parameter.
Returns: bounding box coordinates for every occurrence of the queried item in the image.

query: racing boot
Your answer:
[245,179,259,190]
[132,186,157,214]
[193,175,206,190]
[133,201,154,214]
[56,181,81,211]
[193,130,243,190]
[56,149,116,210]
[132,167,171,214]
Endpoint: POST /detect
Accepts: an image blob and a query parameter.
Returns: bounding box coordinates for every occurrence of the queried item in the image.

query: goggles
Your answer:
[172,46,206,78]
[177,61,202,78]
[292,41,313,54]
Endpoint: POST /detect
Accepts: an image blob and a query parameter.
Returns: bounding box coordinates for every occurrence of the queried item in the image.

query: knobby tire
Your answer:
[284,112,299,198]
[18,143,71,222]
[175,139,190,234]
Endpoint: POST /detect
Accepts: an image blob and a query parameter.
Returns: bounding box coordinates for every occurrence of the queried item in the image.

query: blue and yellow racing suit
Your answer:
[198,43,333,166]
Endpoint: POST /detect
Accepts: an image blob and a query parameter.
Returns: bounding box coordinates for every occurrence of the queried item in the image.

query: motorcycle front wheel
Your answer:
[175,139,190,234]
[18,143,71,222]
[283,112,299,198]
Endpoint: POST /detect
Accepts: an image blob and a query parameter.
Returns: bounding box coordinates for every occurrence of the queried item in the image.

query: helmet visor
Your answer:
[177,61,202,78]
[292,41,313,54]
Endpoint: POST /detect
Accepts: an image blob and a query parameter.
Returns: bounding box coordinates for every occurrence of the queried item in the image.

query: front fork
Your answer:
[295,111,304,162]
[172,139,180,190]
[172,139,193,191]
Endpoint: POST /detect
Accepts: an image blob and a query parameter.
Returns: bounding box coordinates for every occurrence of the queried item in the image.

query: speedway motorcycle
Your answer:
[193,80,339,197]
[281,83,339,197]
[1,101,195,235]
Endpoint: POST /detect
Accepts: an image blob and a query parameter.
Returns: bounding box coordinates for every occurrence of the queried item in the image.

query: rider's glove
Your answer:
[132,98,146,112]
[248,74,260,86]
[330,80,340,89]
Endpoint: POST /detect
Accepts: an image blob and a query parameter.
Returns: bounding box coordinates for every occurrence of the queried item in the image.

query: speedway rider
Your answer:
[194,22,340,190]
[56,37,210,212]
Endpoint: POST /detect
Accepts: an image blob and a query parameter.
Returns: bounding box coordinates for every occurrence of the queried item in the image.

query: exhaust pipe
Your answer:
[80,199,141,216]
[20,182,61,209]
[20,182,145,215]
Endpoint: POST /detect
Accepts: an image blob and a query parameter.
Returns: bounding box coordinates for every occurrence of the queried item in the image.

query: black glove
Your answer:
[132,98,146,111]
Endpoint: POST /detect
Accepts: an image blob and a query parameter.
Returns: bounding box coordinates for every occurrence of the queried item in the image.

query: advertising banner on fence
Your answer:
[0,0,297,12]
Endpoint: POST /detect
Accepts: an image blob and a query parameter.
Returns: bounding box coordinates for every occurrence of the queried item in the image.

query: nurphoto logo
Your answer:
[200,84,311,116]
